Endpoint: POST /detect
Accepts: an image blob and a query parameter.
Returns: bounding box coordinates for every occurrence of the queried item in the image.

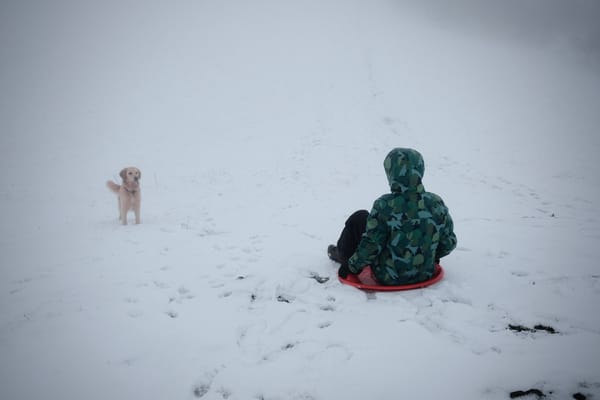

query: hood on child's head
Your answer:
[383,148,425,193]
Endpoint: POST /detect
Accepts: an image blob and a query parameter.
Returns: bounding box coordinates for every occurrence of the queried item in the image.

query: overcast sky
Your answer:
[401,0,600,61]
[1,0,599,55]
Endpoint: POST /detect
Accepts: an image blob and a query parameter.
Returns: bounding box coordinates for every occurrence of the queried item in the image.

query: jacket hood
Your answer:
[383,148,425,193]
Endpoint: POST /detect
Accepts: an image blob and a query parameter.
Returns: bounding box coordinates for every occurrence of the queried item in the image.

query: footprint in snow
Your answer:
[319,304,335,311]
[193,383,210,398]
[208,278,226,288]
[309,272,330,284]
[124,297,138,304]
[277,295,293,304]
[216,388,231,399]
[192,369,222,398]
[511,270,529,277]
[261,342,301,362]
[169,286,194,303]
[127,310,143,318]
[153,281,170,289]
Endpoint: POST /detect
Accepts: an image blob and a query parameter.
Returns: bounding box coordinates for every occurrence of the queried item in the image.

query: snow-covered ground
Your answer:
[1,1,600,399]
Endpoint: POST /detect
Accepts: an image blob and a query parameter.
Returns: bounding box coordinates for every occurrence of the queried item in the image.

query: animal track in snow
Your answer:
[511,268,529,276]
[168,286,194,303]
[309,272,329,284]
[209,280,226,289]
[261,341,301,362]
[153,280,170,289]
[216,387,231,399]
[124,297,142,318]
[277,295,292,303]
[124,297,138,304]
[192,383,210,398]
[191,368,228,399]
[127,310,143,318]
[319,304,335,311]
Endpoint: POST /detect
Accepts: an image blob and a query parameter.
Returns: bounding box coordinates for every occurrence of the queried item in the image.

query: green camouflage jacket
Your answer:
[348,148,457,285]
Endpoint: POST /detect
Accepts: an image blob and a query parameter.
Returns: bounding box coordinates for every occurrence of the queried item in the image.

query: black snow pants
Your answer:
[335,209,369,265]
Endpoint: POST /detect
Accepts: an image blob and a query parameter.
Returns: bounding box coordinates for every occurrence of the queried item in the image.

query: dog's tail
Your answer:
[106,180,121,194]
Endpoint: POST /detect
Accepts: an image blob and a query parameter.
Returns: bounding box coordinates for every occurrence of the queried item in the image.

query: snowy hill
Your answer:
[1,1,599,399]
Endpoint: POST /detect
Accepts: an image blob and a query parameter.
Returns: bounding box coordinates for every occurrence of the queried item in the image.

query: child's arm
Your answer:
[348,200,388,274]
[436,208,457,260]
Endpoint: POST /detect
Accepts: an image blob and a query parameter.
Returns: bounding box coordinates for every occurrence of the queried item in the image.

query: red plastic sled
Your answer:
[339,264,444,291]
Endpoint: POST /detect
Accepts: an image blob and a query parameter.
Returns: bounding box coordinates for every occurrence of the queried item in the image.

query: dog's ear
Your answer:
[120,168,127,180]
[137,169,141,180]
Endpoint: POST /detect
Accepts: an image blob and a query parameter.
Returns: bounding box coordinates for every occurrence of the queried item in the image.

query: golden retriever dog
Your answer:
[106,167,141,225]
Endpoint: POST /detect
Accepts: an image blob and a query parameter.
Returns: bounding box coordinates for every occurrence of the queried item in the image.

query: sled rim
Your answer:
[339,264,444,291]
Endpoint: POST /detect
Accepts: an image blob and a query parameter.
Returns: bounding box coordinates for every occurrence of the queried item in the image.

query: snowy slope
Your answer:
[1,1,600,399]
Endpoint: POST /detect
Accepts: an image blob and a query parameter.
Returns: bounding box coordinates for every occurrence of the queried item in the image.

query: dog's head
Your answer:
[120,167,141,190]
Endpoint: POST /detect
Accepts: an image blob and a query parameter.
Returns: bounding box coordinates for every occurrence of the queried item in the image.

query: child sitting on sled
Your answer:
[328,148,457,285]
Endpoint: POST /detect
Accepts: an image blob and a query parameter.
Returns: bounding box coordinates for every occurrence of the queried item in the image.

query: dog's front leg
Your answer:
[119,198,128,225]
[133,193,141,224]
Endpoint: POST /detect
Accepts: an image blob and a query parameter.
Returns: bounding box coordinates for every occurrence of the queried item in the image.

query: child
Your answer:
[328,148,457,285]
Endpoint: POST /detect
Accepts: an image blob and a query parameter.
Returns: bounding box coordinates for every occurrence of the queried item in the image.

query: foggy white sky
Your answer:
[400,0,600,60]
[1,0,599,58]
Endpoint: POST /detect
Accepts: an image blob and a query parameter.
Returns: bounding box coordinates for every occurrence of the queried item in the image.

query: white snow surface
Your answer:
[1,1,600,399]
